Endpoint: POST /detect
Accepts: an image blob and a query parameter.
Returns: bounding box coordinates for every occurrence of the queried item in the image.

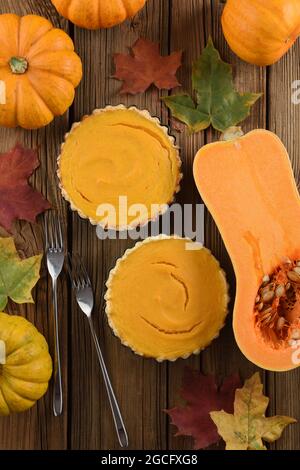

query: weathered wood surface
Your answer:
[0,0,299,450]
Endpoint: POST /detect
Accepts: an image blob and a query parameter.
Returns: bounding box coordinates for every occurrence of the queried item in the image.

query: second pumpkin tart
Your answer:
[105,236,229,361]
[58,106,181,229]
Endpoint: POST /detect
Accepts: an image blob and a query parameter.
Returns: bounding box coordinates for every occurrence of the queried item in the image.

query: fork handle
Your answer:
[88,317,128,448]
[52,278,63,417]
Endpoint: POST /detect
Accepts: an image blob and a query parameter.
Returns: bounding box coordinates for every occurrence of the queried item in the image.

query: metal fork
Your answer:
[44,211,64,417]
[68,253,128,448]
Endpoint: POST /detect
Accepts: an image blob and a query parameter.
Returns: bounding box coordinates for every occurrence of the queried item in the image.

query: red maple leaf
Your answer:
[166,367,241,449]
[0,144,50,232]
[113,38,182,94]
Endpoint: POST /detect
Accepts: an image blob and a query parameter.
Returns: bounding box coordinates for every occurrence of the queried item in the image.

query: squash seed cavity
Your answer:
[255,259,300,348]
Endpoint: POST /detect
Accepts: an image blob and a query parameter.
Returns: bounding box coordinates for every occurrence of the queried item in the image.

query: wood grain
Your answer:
[201,0,267,379]
[267,38,300,451]
[0,0,299,451]
[167,0,206,451]
[70,0,170,451]
[0,0,69,450]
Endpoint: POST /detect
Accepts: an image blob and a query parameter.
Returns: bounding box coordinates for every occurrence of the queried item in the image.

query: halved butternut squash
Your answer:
[193,129,300,371]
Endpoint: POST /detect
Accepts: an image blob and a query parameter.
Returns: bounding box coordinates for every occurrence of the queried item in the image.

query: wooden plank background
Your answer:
[0,0,299,450]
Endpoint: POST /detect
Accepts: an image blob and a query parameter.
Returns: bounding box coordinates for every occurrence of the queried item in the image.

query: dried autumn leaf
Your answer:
[0,237,42,310]
[113,38,182,94]
[163,38,262,133]
[166,367,241,449]
[0,144,50,232]
[210,373,296,450]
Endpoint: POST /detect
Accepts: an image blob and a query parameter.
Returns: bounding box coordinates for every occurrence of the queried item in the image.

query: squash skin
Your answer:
[0,312,52,415]
[222,0,300,66]
[193,130,300,371]
[0,14,82,129]
[51,0,147,29]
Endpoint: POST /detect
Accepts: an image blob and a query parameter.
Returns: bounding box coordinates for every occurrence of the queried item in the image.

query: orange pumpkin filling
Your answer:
[58,106,181,228]
[105,236,229,361]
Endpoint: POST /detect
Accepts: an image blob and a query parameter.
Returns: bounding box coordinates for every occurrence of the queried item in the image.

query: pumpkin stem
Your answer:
[220,126,244,142]
[9,56,28,75]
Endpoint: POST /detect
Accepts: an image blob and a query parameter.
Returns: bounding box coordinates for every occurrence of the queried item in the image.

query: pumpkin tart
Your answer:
[58,106,181,229]
[105,236,229,361]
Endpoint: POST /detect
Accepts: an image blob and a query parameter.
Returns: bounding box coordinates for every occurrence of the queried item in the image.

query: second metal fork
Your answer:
[44,211,64,417]
[68,253,128,448]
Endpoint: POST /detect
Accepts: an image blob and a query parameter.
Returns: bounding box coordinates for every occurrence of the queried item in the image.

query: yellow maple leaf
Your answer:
[210,373,296,450]
[0,237,42,310]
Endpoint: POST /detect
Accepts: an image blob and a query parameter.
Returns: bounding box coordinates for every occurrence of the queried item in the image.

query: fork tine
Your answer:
[53,217,59,251]
[57,217,63,251]
[45,210,54,249]
[77,253,92,287]
[74,253,89,288]
[44,211,64,251]
[44,212,49,249]
[67,253,83,289]
[67,253,91,289]
[66,253,79,289]
[48,211,55,249]
[73,253,83,288]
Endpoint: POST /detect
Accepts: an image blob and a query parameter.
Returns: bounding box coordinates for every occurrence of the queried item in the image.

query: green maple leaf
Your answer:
[0,237,42,310]
[163,38,262,133]
[210,373,296,450]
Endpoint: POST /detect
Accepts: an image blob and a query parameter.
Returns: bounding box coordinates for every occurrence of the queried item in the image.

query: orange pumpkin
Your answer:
[222,0,300,66]
[0,14,82,129]
[193,129,300,371]
[51,0,147,30]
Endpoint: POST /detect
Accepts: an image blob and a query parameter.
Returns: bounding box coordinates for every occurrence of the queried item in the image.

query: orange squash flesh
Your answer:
[193,130,300,371]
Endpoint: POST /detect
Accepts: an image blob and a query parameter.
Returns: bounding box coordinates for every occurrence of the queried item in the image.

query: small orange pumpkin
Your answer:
[222,0,300,66]
[0,14,82,129]
[51,0,147,30]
